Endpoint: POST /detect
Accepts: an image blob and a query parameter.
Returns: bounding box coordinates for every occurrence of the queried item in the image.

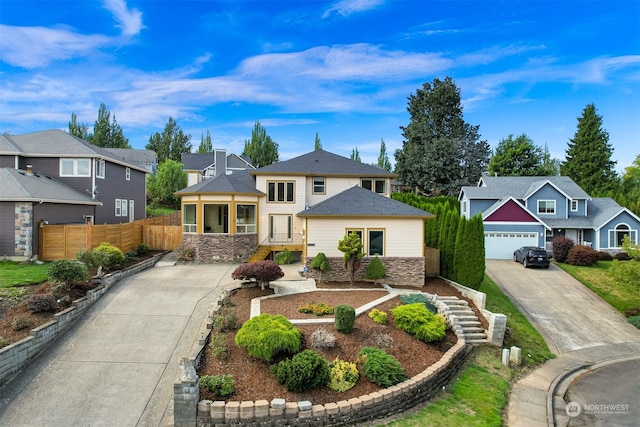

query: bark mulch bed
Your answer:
[197,277,485,405]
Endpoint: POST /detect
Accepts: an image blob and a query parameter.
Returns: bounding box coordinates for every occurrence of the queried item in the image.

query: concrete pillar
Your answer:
[502,348,510,367]
[488,313,507,346]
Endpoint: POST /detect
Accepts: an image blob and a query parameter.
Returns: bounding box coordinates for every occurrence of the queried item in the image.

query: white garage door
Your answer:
[485,232,538,259]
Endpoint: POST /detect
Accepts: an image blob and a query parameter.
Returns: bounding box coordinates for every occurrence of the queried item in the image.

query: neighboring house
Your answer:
[182,150,254,186]
[459,175,640,259]
[0,129,149,259]
[105,148,158,173]
[176,149,433,286]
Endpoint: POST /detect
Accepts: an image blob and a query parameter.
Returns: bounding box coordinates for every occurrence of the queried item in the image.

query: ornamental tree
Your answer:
[338,232,364,285]
[231,260,284,290]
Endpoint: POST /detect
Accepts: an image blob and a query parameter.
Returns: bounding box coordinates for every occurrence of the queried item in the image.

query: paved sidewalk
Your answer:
[0,255,239,427]
[485,260,640,427]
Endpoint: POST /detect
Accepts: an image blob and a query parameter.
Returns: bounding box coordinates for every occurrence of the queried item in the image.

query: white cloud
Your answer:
[103,0,144,36]
[322,0,384,19]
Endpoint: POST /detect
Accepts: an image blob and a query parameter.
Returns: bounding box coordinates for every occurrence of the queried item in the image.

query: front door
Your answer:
[269,214,292,243]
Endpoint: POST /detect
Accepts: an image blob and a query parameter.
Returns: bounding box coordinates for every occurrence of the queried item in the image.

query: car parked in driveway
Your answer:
[513,246,550,268]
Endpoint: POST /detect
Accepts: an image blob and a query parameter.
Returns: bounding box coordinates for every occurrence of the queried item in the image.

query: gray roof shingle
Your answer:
[175,170,263,195]
[298,186,433,217]
[0,168,101,205]
[463,176,591,200]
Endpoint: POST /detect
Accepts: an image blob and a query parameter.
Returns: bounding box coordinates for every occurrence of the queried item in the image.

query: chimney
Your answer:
[214,149,227,176]
[26,164,32,175]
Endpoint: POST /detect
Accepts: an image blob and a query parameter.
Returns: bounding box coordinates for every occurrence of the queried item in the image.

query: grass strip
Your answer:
[0,261,49,288]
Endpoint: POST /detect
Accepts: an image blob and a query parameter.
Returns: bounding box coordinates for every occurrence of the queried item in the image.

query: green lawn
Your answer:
[0,261,49,288]
[146,205,177,217]
[556,260,640,314]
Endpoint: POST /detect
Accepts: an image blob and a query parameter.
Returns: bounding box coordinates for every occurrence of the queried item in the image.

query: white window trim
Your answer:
[570,200,578,212]
[608,223,636,248]
[126,167,131,181]
[60,158,91,177]
[115,199,122,216]
[121,199,128,217]
[183,204,197,233]
[95,159,105,179]
[537,200,556,214]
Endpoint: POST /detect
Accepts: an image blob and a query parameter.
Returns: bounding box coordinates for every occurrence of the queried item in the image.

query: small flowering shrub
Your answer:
[357,346,405,387]
[298,302,335,316]
[200,374,235,397]
[328,358,359,392]
[27,293,57,313]
[232,261,284,290]
[391,303,447,343]
[235,314,301,362]
[310,328,336,350]
[270,349,330,393]
[368,308,387,325]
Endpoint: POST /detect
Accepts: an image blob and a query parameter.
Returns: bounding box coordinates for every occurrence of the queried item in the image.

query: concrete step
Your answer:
[462,326,485,333]
[452,314,478,321]
[443,300,469,306]
[465,338,489,344]
[464,332,488,340]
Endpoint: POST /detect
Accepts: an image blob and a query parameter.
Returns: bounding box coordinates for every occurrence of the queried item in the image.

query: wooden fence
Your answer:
[39,212,181,260]
[425,246,440,277]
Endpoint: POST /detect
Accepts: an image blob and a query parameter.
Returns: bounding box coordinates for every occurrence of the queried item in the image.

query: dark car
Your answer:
[513,246,550,268]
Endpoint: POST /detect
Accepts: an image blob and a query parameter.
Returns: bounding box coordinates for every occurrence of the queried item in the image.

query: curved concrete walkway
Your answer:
[485,260,640,427]
[0,256,238,426]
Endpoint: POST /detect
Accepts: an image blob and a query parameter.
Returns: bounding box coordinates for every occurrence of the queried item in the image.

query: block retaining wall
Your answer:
[304,257,425,288]
[177,285,472,427]
[0,254,163,387]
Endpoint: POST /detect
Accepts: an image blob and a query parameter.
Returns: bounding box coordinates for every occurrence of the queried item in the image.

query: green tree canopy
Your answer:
[337,232,364,286]
[68,113,90,140]
[197,129,213,154]
[146,117,192,164]
[314,132,322,150]
[561,103,618,195]
[538,144,561,176]
[617,154,640,215]
[146,159,186,209]
[350,147,361,162]
[90,103,130,148]
[377,138,392,171]
[242,121,279,167]
[488,134,543,176]
[395,77,489,196]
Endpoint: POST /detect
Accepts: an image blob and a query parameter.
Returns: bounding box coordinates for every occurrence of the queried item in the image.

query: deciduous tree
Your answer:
[146,159,186,209]
[314,132,322,150]
[90,103,130,148]
[68,113,89,140]
[561,103,618,195]
[377,138,392,171]
[243,121,279,167]
[350,147,361,162]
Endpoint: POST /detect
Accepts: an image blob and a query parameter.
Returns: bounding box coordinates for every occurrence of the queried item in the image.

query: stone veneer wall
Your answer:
[304,256,425,287]
[14,202,33,257]
[0,254,162,387]
[176,286,471,427]
[182,233,258,263]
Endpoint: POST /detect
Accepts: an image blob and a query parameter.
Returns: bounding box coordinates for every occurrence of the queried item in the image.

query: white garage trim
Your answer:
[485,232,538,259]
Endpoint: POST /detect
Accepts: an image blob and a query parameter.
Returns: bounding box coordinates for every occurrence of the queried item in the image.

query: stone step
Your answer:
[464,332,488,340]
[465,338,489,344]
[443,300,469,306]
[462,326,485,333]
[445,308,474,314]
[459,321,482,327]
[452,314,478,321]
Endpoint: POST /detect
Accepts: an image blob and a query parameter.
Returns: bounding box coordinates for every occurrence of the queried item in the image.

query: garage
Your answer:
[484,232,538,259]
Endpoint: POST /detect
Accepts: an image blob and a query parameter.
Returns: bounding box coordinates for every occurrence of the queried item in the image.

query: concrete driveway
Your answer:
[0,260,238,427]
[485,260,639,354]
[486,260,640,426]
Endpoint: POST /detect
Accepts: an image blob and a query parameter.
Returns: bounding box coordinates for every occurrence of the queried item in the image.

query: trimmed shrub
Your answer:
[136,243,149,255]
[334,304,356,333]
[47,259,89,286]
[357,346,406,387]
[211,307,239,332]
[368,308,387,325]
[597,251,613,261]
[310,252,331,282]
[399,294,437,314]
[391,303,447,342]
[628,316,640,329]
[232,261,284,290]
[93,242,125,269]
[365,256,386,285]
[298,302,334,316]
[566,245,599,266]
[310,328,336,350]
[552,236,575,263]
[124,251,138,263]
[76,249,98,269]
[235,314,301,362]
[274,249,293,265]
[27,293,57,313]
[209,332,229,360]
[12,315,31,331]
[271,350,330,393]
[328,358,359,392]
[200,374,235,397]
[614,251,632,261]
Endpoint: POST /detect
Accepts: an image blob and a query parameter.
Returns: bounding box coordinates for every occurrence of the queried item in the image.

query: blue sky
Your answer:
[1,0,639,172]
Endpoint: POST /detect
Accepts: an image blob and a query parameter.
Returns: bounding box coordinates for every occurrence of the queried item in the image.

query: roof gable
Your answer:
[175,170,262,195]
[298,186,432,218]
[252,149,396,177]
[483,197,550,229]
[462,176,591,201]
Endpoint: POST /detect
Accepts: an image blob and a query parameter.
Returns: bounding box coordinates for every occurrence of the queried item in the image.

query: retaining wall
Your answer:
[0,254,162,387]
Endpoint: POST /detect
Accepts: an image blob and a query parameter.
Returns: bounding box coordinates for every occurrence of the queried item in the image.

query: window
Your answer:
[571,200,578,211]
[368,230,384,256]
[267,181,295,203]
[313,177,325,194]
[609,223,636,248]
[121,199,128,217]
[236,204,256,233]
[361,178,386,194]
[183,204,197,232]
[126,167,131,181]
[537,200,556,214]
[95,159,105,179]
[60,158,91,177]
[115,199,122,216]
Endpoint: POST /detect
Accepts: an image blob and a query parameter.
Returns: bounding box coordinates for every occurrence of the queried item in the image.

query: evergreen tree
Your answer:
[617,155,640,216]
[452,216,467,282]
[146,117,192,164]
[68,113,90,140]
[243,121,279,167]
[488,134,543,176]
[314,132,322,150]
[439,210,459,279]
[377,138,392,171]
[395,77,489,196]
[454,214,485,289]
[350,147,361,162]
[89,103,130,148]
[561,103,618,195]
[197,129,213,154]
[337,232,364,286]
[538,144,561,176]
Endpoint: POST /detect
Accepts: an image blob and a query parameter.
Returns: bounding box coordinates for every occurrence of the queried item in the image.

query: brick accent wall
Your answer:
[182,233,258,263]
[14,202,33,257]
[304,256,425,287]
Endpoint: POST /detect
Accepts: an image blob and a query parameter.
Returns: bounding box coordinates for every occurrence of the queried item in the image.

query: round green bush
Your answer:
[235,313,301,362]
[93,242,124,269]
[328,358,359,392]
[357,346,406,387]
[47,259,89,285]
[271,349,330,393]
[335,304,356,333]
[365,256,386,284]
[391,303,446,342]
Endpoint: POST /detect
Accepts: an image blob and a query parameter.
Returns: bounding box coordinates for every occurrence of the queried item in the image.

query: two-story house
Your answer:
[459,176,640,259]
[0,129,150,259]
[182,150,254,187]
[176,149,433,286]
